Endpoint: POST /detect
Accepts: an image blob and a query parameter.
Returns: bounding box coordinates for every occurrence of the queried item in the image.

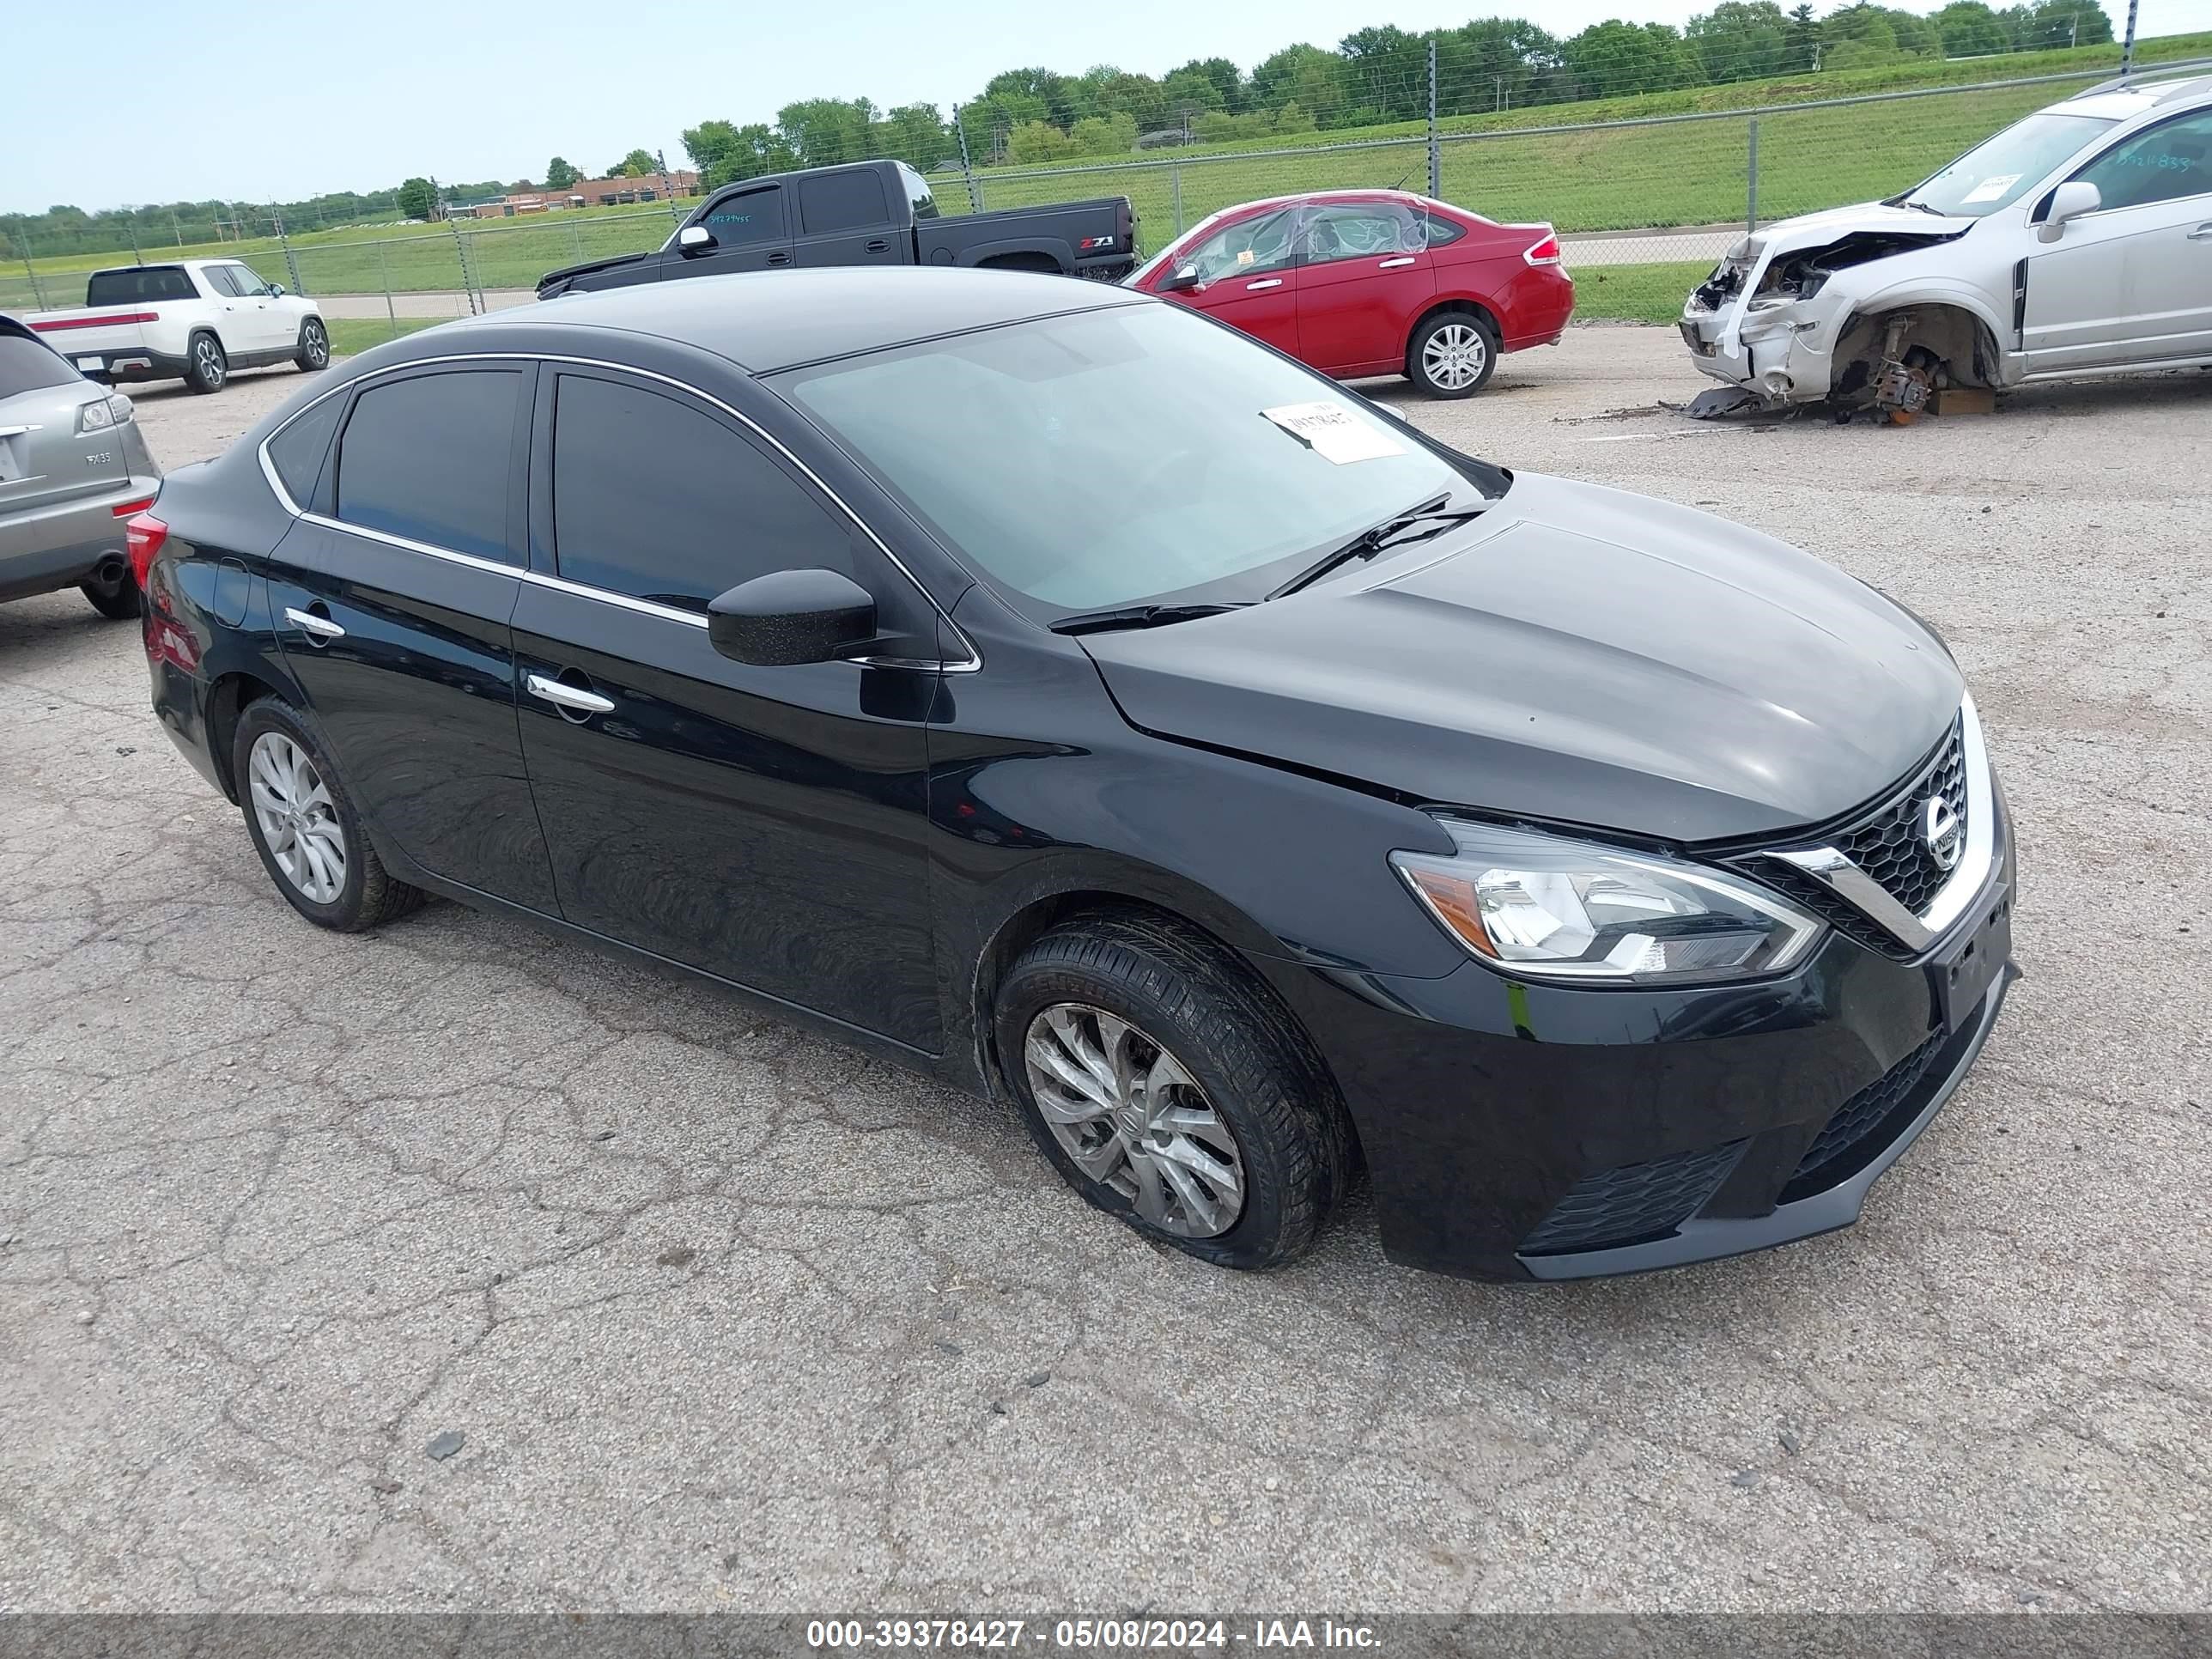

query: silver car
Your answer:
[1,314,161,617]
[1680,72,2212,414]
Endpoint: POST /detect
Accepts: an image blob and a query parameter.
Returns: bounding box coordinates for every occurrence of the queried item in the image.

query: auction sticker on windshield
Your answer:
[1260,402,1406,465]
[1961,173,2021,204]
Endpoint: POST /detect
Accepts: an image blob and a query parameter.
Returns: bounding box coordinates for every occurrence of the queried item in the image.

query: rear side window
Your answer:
[799,169,890,234]
[85,266,197,306]
[897,162,939,220]
[702,186,786,246]
[550,373,851,611]
[334,370,521,562]
[0,327,77,399]
[265,396,344,506]
[1421,212,1466,246]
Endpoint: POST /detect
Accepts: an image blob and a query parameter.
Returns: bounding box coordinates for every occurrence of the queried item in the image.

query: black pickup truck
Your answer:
[537,159,1137,298]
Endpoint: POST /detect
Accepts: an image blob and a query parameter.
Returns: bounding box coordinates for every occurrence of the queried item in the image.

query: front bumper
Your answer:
[1252,793,2017,1282]
[0,465,162,602]
[1679,288,1853,404]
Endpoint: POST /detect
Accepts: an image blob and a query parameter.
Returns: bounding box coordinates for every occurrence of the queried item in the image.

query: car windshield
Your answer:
[778,301,1500,615]
[1124,212,1226,288]
[1897,112,2117,217]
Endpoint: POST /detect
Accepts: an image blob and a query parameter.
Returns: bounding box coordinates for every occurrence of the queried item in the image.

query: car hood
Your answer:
[1078,472,1964,844]
[1736,200,1975,258]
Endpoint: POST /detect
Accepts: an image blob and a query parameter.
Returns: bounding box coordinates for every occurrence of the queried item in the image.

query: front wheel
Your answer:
[185,331,228,394]
[994,912,1353,1271]
[232,696,425,932]
[294,316,330,372]
[1408,312,1498,399]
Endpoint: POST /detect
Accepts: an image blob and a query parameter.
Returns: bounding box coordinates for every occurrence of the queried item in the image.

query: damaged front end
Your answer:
[1679,219,1971,413]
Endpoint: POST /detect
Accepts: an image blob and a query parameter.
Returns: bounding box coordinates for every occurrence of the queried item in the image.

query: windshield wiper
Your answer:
[1895,198,1948,216]
[1048,601,1254,636]
[1266,495,1489,600]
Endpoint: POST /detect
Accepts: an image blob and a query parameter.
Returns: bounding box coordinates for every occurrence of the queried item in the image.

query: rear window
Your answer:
[799,169,890,234]
[0,327,79,400]
[85,266,197,306]
[334,369,521,562]
[266,395,344,506]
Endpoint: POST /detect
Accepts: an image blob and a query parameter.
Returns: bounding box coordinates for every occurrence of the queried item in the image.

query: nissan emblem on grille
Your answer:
[1922,795,1963,871]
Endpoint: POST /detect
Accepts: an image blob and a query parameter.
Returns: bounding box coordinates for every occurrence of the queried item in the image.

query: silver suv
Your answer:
[1680,73,2212,414]
[0,315,161,617]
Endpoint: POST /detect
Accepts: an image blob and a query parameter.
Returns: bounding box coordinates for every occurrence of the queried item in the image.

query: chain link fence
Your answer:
[8,53,2207,339]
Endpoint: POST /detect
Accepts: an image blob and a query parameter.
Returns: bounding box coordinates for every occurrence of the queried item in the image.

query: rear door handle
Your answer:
[865,239,890,252]
[766,251,793,266]
[2190,223,2212,240]
[526,673,614,716]
[1378,257,1417,269]
[283,605,344,641]
[1246,277,1283,291]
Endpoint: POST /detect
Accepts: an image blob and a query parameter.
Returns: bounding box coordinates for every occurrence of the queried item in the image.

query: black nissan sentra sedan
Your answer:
[132,267,2015,1282]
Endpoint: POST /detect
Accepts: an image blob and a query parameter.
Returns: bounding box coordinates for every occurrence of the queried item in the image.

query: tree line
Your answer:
[0,0,2122,262]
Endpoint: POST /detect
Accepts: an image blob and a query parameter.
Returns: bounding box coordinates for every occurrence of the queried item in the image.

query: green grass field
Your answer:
[10,32,2202,317]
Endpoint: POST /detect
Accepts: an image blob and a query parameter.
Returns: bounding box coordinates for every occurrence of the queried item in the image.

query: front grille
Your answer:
[1520,1139,1747,1256]
[1783,1025,1949,1197]
[1832,718,1967,918]
[1729,717,1971,957]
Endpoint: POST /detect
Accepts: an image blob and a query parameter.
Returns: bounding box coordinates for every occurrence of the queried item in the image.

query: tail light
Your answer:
[125,512,169,587]
[1522,229,1563,267]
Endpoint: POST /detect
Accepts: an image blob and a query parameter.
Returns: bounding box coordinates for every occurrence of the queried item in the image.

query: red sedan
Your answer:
[1124,189,1573,398]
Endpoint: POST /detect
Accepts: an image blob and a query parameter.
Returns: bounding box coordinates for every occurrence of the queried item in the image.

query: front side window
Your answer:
[1302,204,1426,264]
[550,373,853,612]
[2071,110,2212,211]
[201,266,243,298]
[799,169,890,234]
[781,301,1498,615]
[228,264,273,295]
[1899,112,2116,217]
[701,187,786,246]
[334,369,521,562]
[1176,208,1298,283]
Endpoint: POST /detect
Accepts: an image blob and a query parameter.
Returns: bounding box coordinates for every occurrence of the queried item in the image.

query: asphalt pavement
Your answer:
[3,326,2207,1613]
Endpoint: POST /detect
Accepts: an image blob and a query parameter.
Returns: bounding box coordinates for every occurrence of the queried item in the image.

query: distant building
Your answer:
[564,169,700,208]
[450,193,552,219]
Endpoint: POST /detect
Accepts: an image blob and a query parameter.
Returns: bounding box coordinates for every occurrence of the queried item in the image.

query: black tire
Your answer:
[294,316,330,372]
[1407,311,1498,399]
[79,567,140,620]
[994,910,1353,1271]
[185,331,228,394]
[231,696,425,933]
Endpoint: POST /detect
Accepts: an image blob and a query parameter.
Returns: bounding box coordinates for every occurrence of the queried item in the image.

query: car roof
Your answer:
[2058,72,2212,119]
[437,265,1153,374]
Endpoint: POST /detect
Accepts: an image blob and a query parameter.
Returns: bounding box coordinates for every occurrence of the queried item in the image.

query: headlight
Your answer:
[76,394,131,434]
[1392,820,1823,986]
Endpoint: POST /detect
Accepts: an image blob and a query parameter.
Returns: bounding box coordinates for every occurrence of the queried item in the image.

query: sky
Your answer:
[9,0,2210,215]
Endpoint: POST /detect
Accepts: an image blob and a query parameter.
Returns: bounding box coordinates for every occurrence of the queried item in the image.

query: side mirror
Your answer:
[708,568,877,666]
[678,225,715,253]
[1163,264,1203,293]
[2038,180,2101,242]
[269,283,286,296]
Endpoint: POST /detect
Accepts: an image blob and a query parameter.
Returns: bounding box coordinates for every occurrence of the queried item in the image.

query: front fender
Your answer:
[1838,275,2016,383]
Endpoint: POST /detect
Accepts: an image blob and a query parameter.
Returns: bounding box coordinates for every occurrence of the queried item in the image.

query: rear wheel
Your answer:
[994,911,1352,1271]
[79,565,139,619]
[232,696,425,932]
[1407,312,1498,398]
[294,316,330,372]
[185,331,228,394]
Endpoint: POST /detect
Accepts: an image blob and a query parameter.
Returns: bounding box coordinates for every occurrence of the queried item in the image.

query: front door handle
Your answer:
[2189,223,2212,240]
[283,605,344,641]
[526,672,614,716]
[1246,277,1284,291]
[766,251,793,266]
[1378,256,1417,270]
[865,239,891,252]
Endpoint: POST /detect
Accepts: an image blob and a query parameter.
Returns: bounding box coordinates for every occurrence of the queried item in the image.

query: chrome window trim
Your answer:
[256,349,981,671]
[1764,693,1996,954]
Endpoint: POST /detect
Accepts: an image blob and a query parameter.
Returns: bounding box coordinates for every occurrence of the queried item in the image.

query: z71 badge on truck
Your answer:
[536,159,1137,298]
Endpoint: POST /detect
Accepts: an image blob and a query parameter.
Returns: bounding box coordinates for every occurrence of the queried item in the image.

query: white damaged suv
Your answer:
[1679,73,2212,415]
